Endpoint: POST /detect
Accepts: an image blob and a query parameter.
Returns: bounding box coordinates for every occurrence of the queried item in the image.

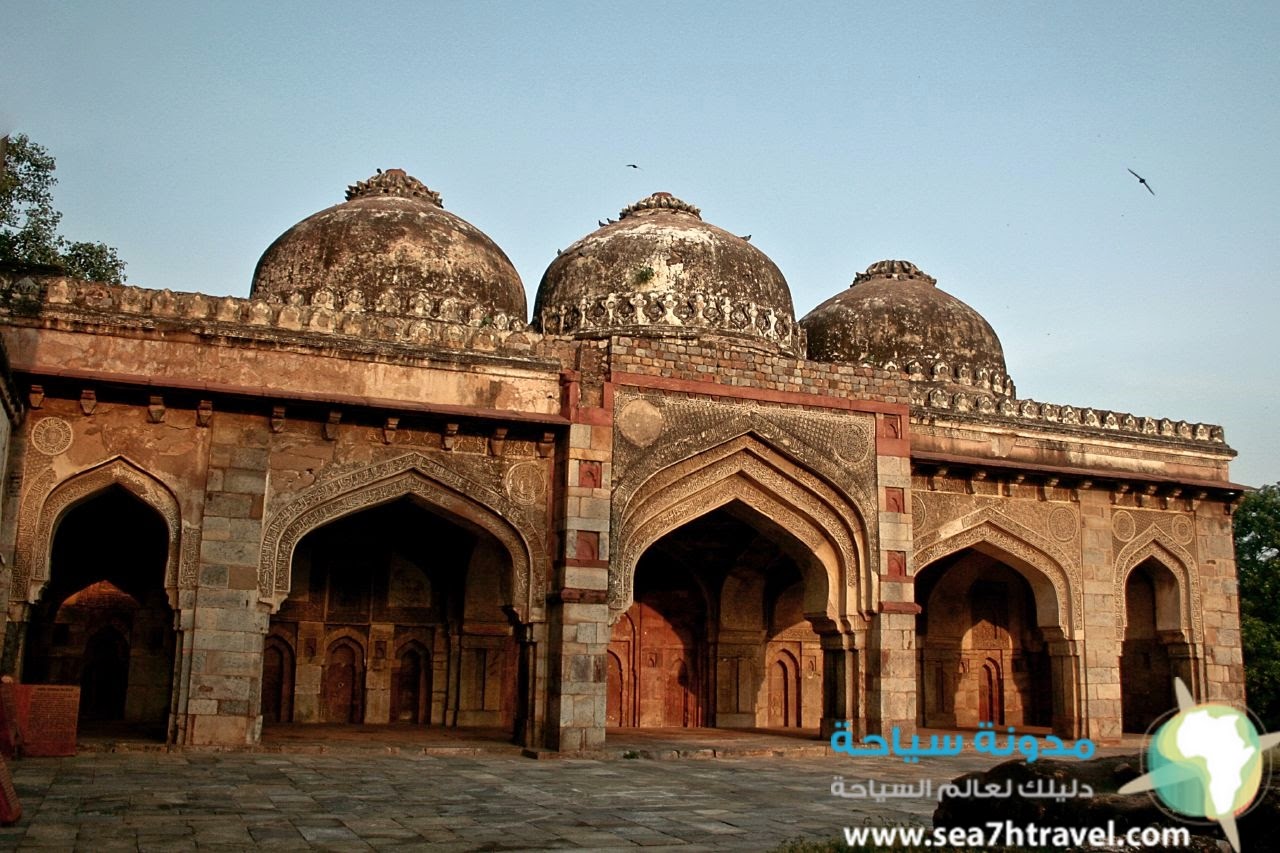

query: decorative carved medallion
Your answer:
[911,493,928,531]
[617,398,665,448]
[1047,506,1078,542]
[1112,510,1136,542]
[30,417,73,456]
[833,419,873,465]
[504,460,547,506]
[1171,515,1194,545]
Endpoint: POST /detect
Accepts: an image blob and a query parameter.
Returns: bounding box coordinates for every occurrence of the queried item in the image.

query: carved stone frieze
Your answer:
[0,276,544,359]
[912,390,1225,448]
[611,390,876,519]
[539,287,798,352]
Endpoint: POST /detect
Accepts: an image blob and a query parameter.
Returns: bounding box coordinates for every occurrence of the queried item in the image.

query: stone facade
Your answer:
[0,177,1245,750]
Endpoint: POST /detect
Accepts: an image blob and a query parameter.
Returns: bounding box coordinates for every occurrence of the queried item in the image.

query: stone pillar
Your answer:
[543,408,612,752]
[819,629,865,738]
[1078,488,1119,742]
[1164,637,1206,702]
[293,621,323,722]
[168,604,193,743]
[544,588,608,751]
[1045,628,1084,739]
[1197,500,1244,705]
[364,623,395,724]
[180,415,270,746]
[870,411,917,736]
[714,629,763,728]
[514,621,545,748]
[866,610,917,735]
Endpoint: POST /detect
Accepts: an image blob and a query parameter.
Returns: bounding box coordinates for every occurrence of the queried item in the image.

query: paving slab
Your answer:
[0,730,1132,851]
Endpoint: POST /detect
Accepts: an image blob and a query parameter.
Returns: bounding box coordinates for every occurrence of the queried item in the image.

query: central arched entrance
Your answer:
[263,496,518,732]
[607,504,823,731]
[22,486,177,737]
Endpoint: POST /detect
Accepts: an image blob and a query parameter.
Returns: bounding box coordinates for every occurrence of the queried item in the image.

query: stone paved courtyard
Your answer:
[0,745,1050,851]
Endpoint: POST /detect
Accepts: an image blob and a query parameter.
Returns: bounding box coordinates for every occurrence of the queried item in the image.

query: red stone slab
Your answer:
[14,685,80,757]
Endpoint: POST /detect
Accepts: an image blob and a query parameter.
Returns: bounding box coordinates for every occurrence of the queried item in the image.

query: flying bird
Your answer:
[1127,168,1154,195]
[626,164,640,169]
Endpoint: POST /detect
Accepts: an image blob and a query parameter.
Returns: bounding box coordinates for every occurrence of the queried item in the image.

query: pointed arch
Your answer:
[1114,531,1200,643]
[13,457,187,606]
[913,511,1076,634]
[258,453,547,621]
[612,433,871,620]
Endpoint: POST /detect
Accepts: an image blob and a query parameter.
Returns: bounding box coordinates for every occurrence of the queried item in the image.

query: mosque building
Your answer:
[0,170,1244,749]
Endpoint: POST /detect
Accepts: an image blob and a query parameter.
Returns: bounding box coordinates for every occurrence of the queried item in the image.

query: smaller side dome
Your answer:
[801,260,1014,396]
[251,170,526,326]
[532,192,800,354]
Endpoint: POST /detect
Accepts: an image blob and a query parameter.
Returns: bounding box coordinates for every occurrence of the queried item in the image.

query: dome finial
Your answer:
[346,169,443,207]
[619,192,702,220]
[853,259,936,287]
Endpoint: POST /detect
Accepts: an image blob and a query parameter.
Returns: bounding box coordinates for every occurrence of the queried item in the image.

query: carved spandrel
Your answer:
[259,452,547,622]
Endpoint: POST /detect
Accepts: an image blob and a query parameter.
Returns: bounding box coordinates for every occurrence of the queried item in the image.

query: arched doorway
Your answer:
[915,548,1053,730]
[262,496,518,731]
[22,486,176,736]
[393,641,431,724]
[261,635,295,723]
[607,504,824,731]
[322,638,364,723]
[768,651,801,728]
[1120,559,1179,732]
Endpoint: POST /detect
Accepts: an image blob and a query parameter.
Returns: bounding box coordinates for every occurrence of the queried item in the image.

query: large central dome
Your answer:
[251,170,526,325]
[533,192,799,354]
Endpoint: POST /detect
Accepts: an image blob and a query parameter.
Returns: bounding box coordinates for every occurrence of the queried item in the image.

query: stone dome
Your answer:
[801,260,1014,396]
[533,192,799,354]
[251,169,526,325]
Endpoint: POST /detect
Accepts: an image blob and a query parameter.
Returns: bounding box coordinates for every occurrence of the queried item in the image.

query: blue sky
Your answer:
[4,1,1278,486]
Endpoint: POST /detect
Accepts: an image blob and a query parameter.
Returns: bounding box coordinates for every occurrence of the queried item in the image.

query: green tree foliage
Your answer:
[0,134,126,283]
[1236,483,1280,729]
